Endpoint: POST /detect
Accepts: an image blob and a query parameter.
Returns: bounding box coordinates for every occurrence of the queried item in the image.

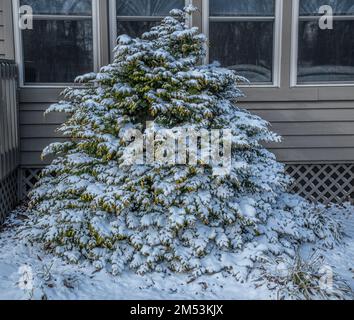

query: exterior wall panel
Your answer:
[0,2,5,57]
[0,0,14,60]
[18,99,354,167]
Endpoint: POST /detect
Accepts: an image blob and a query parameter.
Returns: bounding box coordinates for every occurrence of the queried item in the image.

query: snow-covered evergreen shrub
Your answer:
[20,7,342,277]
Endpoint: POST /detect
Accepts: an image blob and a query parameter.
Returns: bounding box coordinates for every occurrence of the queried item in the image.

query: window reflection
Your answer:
[117,0,185,16]
[298,20,354,83]
[20,0,92,15]
[210,0,275,17]
[298,0,354,83]
[209,21,273,83]
[20,0,94,84]
[117,21,160,39]
[116,0,185,39]
[209,0,275,83]
[299,0,354,16]
[22,20,93,83]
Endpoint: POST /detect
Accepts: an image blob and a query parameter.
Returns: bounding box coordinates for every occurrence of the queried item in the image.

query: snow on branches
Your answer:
[20,7,342,279]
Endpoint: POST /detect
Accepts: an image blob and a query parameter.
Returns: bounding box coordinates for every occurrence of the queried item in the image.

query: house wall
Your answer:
[2,0,354,203]
[0,0,14,60]
[0,0,5,57]
[18,90,354,167]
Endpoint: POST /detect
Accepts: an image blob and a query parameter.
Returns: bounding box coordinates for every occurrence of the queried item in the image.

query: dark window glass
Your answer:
[209,0,275,83]
[117,20,160,39]
[20,0,92,15]
[210,0,275,17]
[298,20,354,83]
[20,0,93,84]
[22,19,93,83]
[299,0,354,16]
[117,0,185,16]
[116,0,184,38]
[209,21,273,83]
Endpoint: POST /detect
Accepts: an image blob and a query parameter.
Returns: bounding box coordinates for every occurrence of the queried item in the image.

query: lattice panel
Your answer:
[20,168,42,201]
[0,170,18,224]
[19,165,354,205]
[286,164,354,204]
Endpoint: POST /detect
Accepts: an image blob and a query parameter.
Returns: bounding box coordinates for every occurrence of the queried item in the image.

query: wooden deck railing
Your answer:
[0,60,19,224]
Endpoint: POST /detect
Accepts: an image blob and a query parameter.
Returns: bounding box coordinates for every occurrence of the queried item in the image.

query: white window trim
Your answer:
[109,0,118,59]
[13,0,101,88]
[109,0,192,60]
[202,0,283,88]
[290,0,354,87]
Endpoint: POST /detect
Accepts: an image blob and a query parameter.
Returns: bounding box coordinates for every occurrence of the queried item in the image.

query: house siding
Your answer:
[18,98,354,167]
[0,1,5,57]
[247,101,354,163]
[0,0,14,60]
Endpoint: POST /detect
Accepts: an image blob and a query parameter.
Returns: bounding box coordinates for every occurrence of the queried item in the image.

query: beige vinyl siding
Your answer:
[19,98,354,167]
[245,101,354,163]
[0,1,5,57]
[19,102,64,166]
[0,0,14,60]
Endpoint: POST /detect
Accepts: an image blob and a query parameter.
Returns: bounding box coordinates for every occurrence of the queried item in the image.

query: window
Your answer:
[296,0,354,84]
[208,0,280,84]
[112,0,185,42]
[17,0,96,85]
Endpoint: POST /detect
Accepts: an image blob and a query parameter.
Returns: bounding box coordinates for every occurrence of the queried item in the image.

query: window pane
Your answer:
[117,20,159,38]
[210,0,275,17]
[298,20,354,83]
[22,20,93,83]
[117,0,185,16]
[299,0,354,16]
[209,22,273,83]
[20,0,92,15]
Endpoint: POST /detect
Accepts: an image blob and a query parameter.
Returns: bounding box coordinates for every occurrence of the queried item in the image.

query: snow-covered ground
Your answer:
[0,207,353,300]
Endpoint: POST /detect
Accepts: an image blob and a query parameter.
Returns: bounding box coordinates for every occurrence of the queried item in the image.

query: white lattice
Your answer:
[20,168,42,201]
[19,165,354,205]
[0,170,18,224]
[286,164,354,204]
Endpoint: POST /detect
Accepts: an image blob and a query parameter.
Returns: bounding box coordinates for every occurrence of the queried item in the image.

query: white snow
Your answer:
[0,208,353,300]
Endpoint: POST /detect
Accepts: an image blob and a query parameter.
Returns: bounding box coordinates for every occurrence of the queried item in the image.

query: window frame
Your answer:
[291,0,354,87]
[13,0,101,88]
[202,0,283,88]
